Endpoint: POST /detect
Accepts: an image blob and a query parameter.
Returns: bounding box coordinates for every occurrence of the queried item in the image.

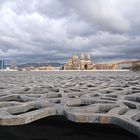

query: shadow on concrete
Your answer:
[0,115,139,140]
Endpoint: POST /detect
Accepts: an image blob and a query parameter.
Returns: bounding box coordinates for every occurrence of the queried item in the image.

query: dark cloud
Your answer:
[0,0,140,64]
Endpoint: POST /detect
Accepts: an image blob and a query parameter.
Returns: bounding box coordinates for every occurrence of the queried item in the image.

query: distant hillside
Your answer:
[17,63,64,68]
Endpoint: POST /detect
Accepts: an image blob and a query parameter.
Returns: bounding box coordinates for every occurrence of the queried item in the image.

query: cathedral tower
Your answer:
[86,52,90,61]
[80,53,84,60]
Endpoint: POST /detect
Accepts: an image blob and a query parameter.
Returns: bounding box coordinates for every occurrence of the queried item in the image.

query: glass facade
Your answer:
[0,60,4,69]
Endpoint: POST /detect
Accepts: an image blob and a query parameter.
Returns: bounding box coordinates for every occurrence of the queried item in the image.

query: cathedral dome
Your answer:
[72,55,79,60]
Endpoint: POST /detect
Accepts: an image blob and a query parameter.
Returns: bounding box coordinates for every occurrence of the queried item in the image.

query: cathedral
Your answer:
[64,53,94,70]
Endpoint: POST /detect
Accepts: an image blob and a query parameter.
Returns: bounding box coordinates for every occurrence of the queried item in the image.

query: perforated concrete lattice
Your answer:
[0,71,140,138]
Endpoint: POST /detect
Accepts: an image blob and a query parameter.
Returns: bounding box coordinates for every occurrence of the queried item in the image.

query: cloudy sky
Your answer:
[0,0,140,64]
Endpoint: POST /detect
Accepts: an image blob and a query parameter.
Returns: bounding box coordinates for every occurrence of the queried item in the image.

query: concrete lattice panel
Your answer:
[0,71,140,138]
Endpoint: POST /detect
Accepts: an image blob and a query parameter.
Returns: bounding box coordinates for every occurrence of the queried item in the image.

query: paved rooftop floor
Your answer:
[0,71,140,138]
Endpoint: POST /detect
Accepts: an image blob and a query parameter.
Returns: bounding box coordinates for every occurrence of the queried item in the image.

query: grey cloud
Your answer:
[59,0,130,33]
[0,0,140,64]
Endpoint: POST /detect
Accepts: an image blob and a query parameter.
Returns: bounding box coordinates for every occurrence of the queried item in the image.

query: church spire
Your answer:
[80,53,84,60]
[86,52,90,60]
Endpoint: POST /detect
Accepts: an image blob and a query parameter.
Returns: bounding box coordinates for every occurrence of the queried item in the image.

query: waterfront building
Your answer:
[132,60,140,71]
[116,61,133,70]
[0,60,4,69]
[64,53,94,70]
[63,53,119,70]
[94,63,116,70]
[38,65,55,70]
[10,60,17,69]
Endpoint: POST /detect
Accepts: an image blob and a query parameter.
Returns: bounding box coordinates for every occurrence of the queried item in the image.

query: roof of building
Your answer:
[72,55,79,60]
